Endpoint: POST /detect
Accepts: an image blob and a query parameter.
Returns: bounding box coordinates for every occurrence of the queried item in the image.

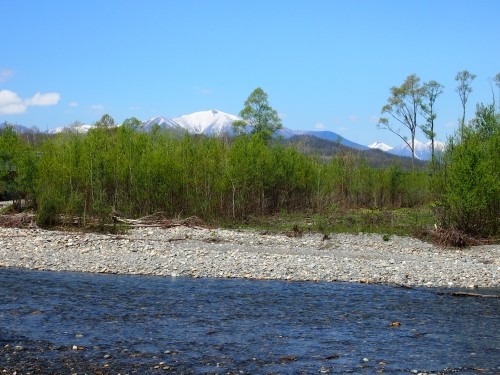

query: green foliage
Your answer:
[95,113,116,128]
[6,109,493,241]
[237,207,436,238]
[379,74,424,164]
[379,75,446,168]
[440,103,499,236]
[31,123,434,228]
[36,189,64,227]
[420,80,444,162]
[455,70,476,132]
[0,124,35,207]
[233,87,282,142]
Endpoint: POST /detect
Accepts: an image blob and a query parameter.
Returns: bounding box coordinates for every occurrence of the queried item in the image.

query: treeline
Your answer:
[1,103,498,238]
[1,121,432,224]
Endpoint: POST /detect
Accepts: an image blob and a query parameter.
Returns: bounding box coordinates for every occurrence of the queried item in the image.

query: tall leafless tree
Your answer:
[455,70,476,137]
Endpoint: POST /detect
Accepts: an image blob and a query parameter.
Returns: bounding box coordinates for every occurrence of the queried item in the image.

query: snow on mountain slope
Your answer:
[49,124,93,134]
[368,141,393,152]
[385,139,446,160]
[142,116,181,131]
[433,140,446,152]
[389,139,425,159]
[172,109,240,135]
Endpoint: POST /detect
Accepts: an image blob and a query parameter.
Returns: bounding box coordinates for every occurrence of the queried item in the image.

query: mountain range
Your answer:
[142,109,444,160]
[2,110,445,160]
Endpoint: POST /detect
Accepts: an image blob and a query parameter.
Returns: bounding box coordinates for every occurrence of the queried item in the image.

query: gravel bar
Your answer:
[0,226,498,288]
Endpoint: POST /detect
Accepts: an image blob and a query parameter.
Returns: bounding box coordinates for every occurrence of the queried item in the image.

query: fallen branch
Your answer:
[437,291,499,298]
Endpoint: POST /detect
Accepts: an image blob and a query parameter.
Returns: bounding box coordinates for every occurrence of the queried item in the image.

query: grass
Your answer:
[2,203,495,246]
[216,207,438,239]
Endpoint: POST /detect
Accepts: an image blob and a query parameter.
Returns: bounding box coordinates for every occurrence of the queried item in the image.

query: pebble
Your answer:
[0,226,498,288]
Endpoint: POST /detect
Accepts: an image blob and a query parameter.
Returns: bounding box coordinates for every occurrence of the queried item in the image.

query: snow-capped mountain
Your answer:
[38,108,380,153]
[141,110,241,135]
[49,124,93,134]
[25,109,446,161]
[368,141,393,152]
[369,139,446,160]
[390,139,428,159]
[141,116,182,132]
[172,109,241,135]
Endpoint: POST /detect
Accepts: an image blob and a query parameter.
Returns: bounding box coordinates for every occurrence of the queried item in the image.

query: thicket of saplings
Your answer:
[0,104,498,243]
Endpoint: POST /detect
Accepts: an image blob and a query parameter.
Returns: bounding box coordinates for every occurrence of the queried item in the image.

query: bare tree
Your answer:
[455,70,476,137]
[379,74,424,166]
[420,80,444,162]
[494,73,500,112]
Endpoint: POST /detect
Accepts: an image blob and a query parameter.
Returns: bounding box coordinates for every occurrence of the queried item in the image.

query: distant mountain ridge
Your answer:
[140,110,369,150]
[173,109,240,135]
[0,121,32,134]
[141,110,239,136]
[48,124,93,134]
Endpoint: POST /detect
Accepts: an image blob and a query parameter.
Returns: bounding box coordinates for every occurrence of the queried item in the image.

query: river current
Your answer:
[0,268,498,374]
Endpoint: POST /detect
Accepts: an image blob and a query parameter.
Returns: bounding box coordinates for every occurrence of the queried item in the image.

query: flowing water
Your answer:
[0,268,498,374]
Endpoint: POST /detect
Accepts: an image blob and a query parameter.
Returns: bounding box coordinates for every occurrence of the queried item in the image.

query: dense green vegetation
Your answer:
[1,121,435,226]
[0,85,498,242]
[439,103,499,237]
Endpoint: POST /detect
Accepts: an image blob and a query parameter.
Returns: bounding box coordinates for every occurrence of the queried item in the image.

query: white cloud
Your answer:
[25,92,60,106]
[0,69,14,83]
[0,103,27,114]
[0,89,60,114]
[0,90,22,106]
[314,122,325,129]
[69,101,79,107]
[0,90,26,114]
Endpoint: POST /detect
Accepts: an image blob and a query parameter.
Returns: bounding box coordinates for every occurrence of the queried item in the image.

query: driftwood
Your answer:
[0,213,36,228]
[113,213,207,230]
[437,291,499,298]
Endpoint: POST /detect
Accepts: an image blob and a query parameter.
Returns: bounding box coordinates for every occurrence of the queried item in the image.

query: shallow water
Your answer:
[0,268,499,374]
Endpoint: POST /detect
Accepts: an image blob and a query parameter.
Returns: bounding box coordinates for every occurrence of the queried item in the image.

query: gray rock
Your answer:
[0,227,498,288]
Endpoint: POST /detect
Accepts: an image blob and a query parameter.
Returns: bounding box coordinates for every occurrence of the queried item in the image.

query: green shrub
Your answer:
[36,190,64,227]
[440,103,500,236]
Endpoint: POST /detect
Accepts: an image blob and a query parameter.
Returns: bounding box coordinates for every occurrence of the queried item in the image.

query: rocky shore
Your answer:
[0,226,498,288]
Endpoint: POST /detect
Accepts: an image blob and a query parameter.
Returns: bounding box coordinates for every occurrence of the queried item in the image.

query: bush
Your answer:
[36,190,64,227]
[440,103,500,237]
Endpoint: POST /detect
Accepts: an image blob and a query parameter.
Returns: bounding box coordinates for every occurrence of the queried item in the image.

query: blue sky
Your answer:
[1,0,499,146]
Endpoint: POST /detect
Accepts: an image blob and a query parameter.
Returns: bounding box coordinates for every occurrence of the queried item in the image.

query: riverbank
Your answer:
[0,226,498,288]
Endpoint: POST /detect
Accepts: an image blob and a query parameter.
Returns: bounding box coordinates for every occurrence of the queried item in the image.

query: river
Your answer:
[0,268,498,374]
